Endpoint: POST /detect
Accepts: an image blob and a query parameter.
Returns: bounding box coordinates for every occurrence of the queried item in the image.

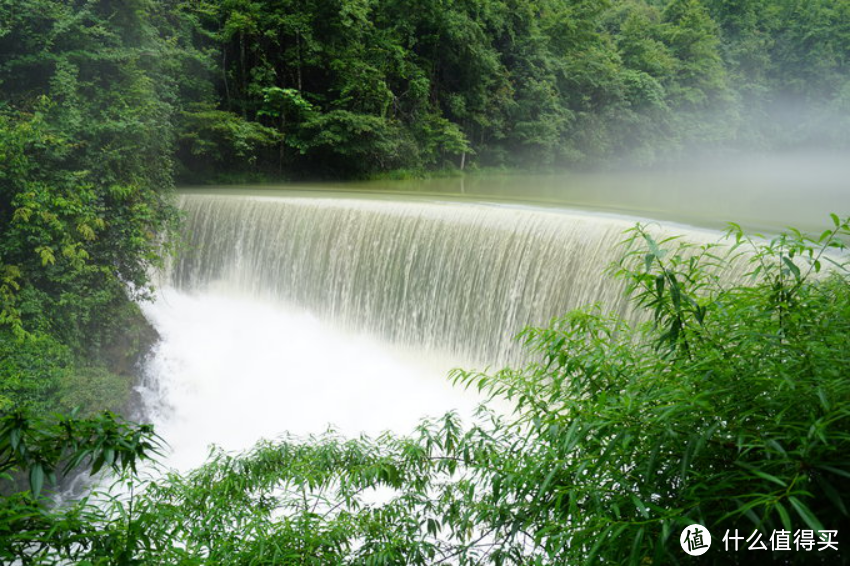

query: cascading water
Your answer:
[140,193,725,469]
[167,195,660,365]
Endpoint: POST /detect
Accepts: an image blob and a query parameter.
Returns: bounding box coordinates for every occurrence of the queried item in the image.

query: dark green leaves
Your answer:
[0,409,160,563]
[28,463,44,498]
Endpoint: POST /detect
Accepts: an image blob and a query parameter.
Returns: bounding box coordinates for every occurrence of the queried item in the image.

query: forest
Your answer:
[1,0,849,564]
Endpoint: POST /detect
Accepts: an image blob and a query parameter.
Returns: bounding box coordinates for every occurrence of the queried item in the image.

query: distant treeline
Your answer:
[4,0,848,182]
[175,0,850,177]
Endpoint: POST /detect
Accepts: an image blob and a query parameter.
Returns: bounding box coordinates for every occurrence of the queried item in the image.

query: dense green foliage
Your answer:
[0,409,159,563]
[2,220,848,564]
[176,0,849,178]
[0,0,181,415]
[7,0,841,183]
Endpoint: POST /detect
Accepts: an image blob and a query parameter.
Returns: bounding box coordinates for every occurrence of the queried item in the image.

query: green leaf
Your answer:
[816,464,850,479]
[781,256,800,280]
[645,253,655,271]
[735,462,787,487]
[816,477,847,516]
[789,496,824,532]
[774,502,792,532]
[30,463,44,498]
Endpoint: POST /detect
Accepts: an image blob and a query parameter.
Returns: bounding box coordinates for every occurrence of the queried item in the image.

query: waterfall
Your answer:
[167,194,712,366]
[140,192,737,467]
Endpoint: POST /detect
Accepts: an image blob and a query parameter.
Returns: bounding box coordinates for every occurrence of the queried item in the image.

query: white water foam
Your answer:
[139,287,481,471]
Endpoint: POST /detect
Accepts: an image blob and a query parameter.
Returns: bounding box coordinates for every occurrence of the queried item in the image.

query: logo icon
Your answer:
[681,524,712,556]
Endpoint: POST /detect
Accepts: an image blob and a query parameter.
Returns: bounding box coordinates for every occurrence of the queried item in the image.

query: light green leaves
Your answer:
[34,246,55,266]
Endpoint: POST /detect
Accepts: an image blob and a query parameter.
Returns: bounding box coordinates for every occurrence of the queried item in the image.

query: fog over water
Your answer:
[142,154,849,470]
[189,150,848,233]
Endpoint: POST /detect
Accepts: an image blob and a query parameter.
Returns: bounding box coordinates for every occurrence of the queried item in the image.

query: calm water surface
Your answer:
[181,152,850,233]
